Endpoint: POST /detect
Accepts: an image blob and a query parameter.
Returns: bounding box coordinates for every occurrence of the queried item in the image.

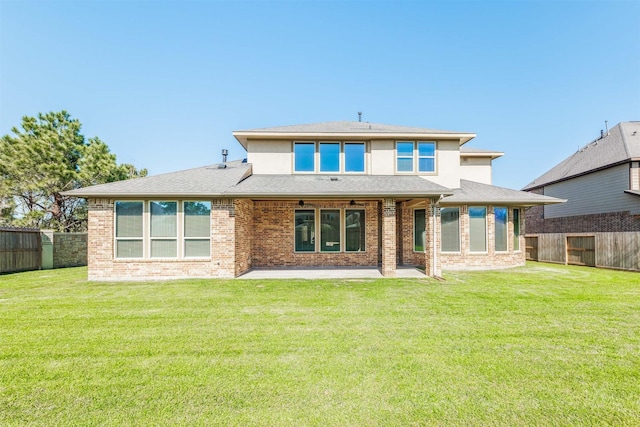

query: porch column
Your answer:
[425,198,442,277]
[381,198,396,277]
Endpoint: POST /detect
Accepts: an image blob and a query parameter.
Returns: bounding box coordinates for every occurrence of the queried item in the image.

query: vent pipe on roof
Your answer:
[358,112,362,122]
[222,148,228,163]
[600,130,604,139]
[605,120,609,135]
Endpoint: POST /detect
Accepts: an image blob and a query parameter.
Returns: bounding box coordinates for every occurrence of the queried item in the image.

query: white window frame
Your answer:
[293,141,316,173]
[440,207,461,253]
[396,141,415,173]
[114,200,145,259]
[183,201,212,259]
[343,142,367,174]
[114,200,212,260]
[417,141,436,173]
[469,206,488,253]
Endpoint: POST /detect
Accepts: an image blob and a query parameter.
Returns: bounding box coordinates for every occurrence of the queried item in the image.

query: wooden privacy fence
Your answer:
[525,232,640,272]
[0,228,42,274]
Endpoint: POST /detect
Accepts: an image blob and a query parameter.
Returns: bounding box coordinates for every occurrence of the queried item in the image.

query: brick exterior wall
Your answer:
[252,200,379,268]
[53,232,87,268]
[440,206,526,270]
[87,197,528,280]
[87,198,237,280]
[380,199,396,277]
[234,199,253,276]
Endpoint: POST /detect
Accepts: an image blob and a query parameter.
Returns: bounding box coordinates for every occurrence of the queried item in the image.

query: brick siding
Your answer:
[252,200,379,268]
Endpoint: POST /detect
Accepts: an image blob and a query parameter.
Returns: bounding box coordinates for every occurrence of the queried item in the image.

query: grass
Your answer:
[0,263,639,426]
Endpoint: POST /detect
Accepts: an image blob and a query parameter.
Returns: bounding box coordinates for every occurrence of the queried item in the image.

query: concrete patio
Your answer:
[237,266,427,279]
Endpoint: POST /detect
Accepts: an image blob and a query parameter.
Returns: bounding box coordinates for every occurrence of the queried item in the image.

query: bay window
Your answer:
[513,208,521,251]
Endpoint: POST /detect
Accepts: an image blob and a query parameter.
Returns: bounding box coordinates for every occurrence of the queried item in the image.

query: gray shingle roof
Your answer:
[233,121,477,148]
[523,121,640,190]
[442,180,565,206]
[63,160,251,197]
[227,174,452,198]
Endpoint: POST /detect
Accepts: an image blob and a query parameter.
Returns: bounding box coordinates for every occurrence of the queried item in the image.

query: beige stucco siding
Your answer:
[544,163,640,218]
[459,157,493,185]
[426,140,460,188]
[246,140,292,174]
[370,140,395,174]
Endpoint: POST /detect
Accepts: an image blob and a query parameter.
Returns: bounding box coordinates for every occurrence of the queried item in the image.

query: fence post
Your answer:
[41,230,54,270]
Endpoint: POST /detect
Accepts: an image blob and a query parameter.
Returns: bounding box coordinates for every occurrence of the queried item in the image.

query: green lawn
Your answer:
[1,263,639,426]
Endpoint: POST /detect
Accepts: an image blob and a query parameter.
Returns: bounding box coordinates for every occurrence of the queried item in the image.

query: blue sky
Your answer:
[1,0,639,189]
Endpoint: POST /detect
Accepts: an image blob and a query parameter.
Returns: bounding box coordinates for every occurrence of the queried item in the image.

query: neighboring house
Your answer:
[523,121,640,233]
[65,121,561,280]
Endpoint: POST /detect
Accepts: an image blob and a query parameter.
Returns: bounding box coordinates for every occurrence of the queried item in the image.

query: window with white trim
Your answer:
[469,206,487,252]
[396,141,436,173]
[115,201,143,258]
[114,200,211,259]
[184,201,212,257]
[294,141,366,173]
[494,207,508,252]
[441,207,460,252]
[631,162,640,191]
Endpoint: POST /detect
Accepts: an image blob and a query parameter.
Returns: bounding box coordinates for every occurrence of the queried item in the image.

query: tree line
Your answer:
[0,110,147,232]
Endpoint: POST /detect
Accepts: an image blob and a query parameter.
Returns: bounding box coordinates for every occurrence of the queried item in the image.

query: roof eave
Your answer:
[233,131,476,149]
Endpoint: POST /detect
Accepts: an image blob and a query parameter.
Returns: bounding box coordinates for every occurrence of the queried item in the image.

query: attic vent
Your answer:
[218,164,227,169]
[330,177,339,181]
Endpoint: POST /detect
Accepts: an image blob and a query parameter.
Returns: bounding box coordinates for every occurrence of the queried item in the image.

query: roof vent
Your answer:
[330,177,339,181]
[222,148,229,163]
[218,164,227,169]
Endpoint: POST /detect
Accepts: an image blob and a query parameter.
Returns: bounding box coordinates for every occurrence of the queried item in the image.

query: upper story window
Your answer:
[293,141,366,173]
[294,142,315,172]
[396,141,436,173]
[319,142,340,172]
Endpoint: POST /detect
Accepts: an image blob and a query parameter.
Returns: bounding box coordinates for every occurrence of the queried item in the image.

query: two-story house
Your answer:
[66,121,562,280]
[523,121,640,233]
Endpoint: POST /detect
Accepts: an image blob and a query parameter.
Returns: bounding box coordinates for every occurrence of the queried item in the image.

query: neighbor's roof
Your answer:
[442,180,565,206]
[523,121,640,190]
[63,160,252,198]
[233,121,476,149]
[227,174,453,198]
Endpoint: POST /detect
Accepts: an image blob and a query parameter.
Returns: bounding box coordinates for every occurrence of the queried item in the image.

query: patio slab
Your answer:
[237,266,427,279]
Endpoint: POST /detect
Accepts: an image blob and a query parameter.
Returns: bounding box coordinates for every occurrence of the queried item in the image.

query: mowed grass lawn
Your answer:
[1,263,639,426]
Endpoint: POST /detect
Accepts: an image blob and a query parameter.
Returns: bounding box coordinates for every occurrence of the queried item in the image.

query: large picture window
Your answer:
[115,201,143,258]
[320,210,340,252]
[114,200,211,259]
[294,141,366,174]
[344,143,365,172]
[414,209,426,252]
[494,207,508,252]
[184,201,211,257]
[294,142,315,172]
[513,208,521,251]
[469,206,487,252]
[150,201,177,258]
[441,207,460,252]
[295,210,315,252]
[345,209,365,252]
[319,142,340,172]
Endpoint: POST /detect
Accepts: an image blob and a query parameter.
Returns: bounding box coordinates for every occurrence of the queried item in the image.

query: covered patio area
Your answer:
[237,265,428,279]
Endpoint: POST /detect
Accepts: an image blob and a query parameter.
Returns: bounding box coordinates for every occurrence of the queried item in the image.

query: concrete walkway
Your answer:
[237,266,427,279]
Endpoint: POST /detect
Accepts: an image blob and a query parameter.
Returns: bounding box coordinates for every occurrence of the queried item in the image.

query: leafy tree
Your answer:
[0,111,147,231]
